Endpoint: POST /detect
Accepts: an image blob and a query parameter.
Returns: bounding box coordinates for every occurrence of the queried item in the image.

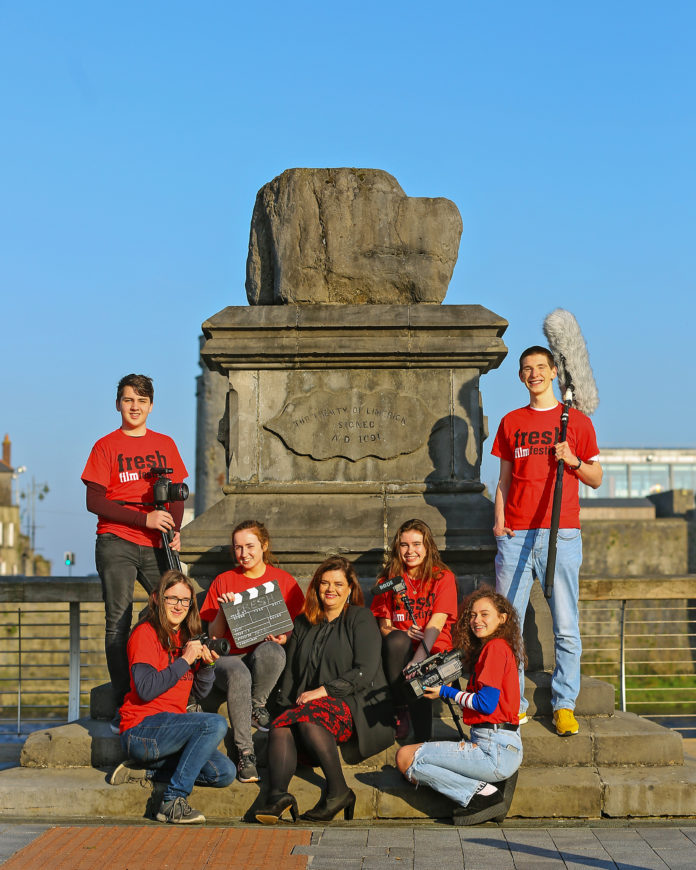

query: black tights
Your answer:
[267,722,348,799]
[382,629,433,742]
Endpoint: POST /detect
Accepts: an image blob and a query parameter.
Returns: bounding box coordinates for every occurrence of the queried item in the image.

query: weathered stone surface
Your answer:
[20,719,124,769]
[264,387,432,462]
[245,168,462,305]
[600,761,696,817]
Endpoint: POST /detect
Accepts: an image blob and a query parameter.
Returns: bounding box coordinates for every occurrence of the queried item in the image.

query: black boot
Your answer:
[452,790,508,826]
[255,791,298,825]
[499,770,519,812]
[300,788,356,822]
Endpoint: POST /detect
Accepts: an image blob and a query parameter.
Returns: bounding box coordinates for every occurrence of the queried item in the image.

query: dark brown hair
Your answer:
[302,555,364,625]
[378,518,449,594]
[142,570,202,651]
[518,346,556,372]
[117,373,154,402]
[231,519,278,566]
[454,585,526,670]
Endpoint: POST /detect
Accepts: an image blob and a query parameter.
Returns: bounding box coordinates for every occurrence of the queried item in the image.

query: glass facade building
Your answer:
[579,449,696,499]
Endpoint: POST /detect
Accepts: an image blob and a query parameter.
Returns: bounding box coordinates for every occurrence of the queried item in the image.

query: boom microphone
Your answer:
[540,308,600,599]
[542,308,599,415]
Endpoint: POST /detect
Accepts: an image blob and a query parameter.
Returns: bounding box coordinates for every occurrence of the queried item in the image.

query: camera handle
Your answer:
[116,499,181,571]
[398,592,465,740]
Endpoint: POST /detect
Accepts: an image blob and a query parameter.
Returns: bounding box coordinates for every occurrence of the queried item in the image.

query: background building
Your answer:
[580,448,696,500]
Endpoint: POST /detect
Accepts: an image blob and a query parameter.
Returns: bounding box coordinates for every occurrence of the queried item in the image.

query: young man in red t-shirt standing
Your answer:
[492,346,602,736]
[82,374,188,730]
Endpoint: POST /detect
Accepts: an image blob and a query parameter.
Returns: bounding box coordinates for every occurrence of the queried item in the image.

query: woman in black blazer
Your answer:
[255,555,393,824]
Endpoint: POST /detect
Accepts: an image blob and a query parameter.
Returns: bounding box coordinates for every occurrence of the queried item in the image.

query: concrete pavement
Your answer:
[3,822,696,869]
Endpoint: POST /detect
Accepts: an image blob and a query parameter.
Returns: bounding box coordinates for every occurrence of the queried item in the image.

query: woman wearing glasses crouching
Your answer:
[113,570,236,824]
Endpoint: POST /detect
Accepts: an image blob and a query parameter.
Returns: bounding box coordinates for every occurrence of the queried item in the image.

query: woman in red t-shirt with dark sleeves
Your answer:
[115,570,236,824]
[370,518,458,742]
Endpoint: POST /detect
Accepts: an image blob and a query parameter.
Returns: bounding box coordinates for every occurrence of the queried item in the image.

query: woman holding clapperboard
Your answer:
[200,520,305,785]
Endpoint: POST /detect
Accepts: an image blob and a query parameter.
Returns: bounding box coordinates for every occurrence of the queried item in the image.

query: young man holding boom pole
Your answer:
[492,346,602,736]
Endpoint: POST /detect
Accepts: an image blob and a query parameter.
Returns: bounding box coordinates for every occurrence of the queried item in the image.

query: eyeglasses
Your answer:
[163,595,193,608]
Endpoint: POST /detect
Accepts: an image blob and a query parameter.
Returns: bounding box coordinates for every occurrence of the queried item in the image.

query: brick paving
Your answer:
[3,823,696,869]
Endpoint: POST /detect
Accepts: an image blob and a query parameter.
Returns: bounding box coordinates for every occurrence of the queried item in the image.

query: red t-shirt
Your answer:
[82,428,188,547]
[491,404,599,530]
[119,622,194,732]
[200,564,305,656]
[462,637,520,726]
[370,569,459,654]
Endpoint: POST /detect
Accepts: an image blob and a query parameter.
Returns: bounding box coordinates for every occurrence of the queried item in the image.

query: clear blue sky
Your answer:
[2,2,694,574]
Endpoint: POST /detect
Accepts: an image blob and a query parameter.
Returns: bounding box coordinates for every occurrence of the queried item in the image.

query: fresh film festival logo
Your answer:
[117,450,171,483]
[513,426,561,461]
[263,387,433,462]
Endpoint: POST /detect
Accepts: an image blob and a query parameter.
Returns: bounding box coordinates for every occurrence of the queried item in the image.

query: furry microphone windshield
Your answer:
[543,308,599,416]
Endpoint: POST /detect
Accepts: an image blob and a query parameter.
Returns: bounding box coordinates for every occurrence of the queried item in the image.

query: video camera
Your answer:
[143,466,189,508]
[192,633,230,657]
[403,649,464,698]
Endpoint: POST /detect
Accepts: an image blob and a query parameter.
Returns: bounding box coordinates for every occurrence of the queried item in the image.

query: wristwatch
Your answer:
[573,459,582,471]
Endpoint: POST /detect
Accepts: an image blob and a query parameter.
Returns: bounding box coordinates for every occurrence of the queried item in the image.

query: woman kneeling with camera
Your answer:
[116,570,236,824]
[255,556,393,824]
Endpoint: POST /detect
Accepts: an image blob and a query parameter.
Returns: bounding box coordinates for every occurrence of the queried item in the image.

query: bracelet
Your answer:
[573,459,582,471]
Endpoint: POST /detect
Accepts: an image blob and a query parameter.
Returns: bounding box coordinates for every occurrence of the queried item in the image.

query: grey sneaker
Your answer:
[156,796,205,824]
[109,714,121,735]
[251,705,271,732]
[237,752,260,783]
[109,760,148,786]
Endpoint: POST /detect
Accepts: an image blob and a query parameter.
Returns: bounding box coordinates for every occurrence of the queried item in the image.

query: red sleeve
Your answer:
[491,416,512,461]
[200,575,224,624]
[431,571,458,618]
[82,439,111,488]
[575,412,599,462]
[370,590,393,619]
[475,639,509,691]
[127,623,163,669]
[280,574,305,621]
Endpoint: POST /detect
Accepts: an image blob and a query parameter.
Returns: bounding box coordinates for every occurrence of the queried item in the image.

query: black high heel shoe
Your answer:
[300,788,356,822]
[255,791,298,825]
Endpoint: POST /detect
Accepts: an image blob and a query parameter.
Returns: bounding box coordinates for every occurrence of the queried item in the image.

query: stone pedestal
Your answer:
[181,303,507,588]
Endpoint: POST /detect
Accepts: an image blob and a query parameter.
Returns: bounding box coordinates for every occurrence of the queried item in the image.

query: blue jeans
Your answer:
[96,533,170,706]
[407,726,523,807]
[121,712,236,802]
[495,528,583,713]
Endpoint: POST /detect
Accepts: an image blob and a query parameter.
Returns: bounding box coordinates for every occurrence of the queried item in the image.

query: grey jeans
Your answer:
[213,641,286,755]
[95,532,169,707]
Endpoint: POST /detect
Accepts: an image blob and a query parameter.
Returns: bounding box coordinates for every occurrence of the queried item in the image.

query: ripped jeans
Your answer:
[406,725,523,807]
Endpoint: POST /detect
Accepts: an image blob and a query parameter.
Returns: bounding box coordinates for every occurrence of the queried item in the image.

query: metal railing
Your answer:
[2,575,696,737]
[579,577,696,737]
[0,577,144,735]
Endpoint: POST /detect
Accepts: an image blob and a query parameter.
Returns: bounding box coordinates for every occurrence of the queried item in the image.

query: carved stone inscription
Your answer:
[264,388,432,462]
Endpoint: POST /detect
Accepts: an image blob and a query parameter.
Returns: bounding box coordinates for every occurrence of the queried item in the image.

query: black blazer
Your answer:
[274,605,394,760]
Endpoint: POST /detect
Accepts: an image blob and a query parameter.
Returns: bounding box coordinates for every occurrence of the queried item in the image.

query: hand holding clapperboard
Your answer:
[221,581,295,649]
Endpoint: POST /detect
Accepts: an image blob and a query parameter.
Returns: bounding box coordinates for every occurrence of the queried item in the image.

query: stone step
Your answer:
[21,709,683,773]
[3,756,696,821]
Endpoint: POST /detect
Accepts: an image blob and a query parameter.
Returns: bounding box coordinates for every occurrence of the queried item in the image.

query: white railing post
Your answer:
[619,599,627,713]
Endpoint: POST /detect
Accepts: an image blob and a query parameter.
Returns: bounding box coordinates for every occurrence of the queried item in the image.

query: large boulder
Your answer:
[246,168,462,305]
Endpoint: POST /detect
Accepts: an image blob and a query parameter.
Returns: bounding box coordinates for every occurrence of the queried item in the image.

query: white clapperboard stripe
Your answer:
[223,581,294,648]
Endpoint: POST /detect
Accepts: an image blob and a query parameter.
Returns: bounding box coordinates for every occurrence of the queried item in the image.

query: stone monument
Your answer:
[182,167,507,588]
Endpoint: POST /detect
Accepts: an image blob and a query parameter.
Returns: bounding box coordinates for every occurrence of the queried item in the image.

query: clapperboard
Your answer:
[221,581,295,648]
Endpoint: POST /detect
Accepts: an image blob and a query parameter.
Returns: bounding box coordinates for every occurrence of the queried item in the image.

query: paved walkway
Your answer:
[3,823,696,869]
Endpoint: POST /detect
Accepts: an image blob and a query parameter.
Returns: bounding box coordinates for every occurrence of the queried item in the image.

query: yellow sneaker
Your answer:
[518,711,529,725]
[553,708,579,736]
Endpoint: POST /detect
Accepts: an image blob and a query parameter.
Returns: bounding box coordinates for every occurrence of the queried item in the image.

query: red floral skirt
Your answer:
[271,697,353,744]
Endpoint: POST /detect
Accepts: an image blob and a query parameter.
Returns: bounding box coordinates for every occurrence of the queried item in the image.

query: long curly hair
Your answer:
[378,518,449,595]
[454,586,526,671]
[141,570,202,652]
[302,555,365,625]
